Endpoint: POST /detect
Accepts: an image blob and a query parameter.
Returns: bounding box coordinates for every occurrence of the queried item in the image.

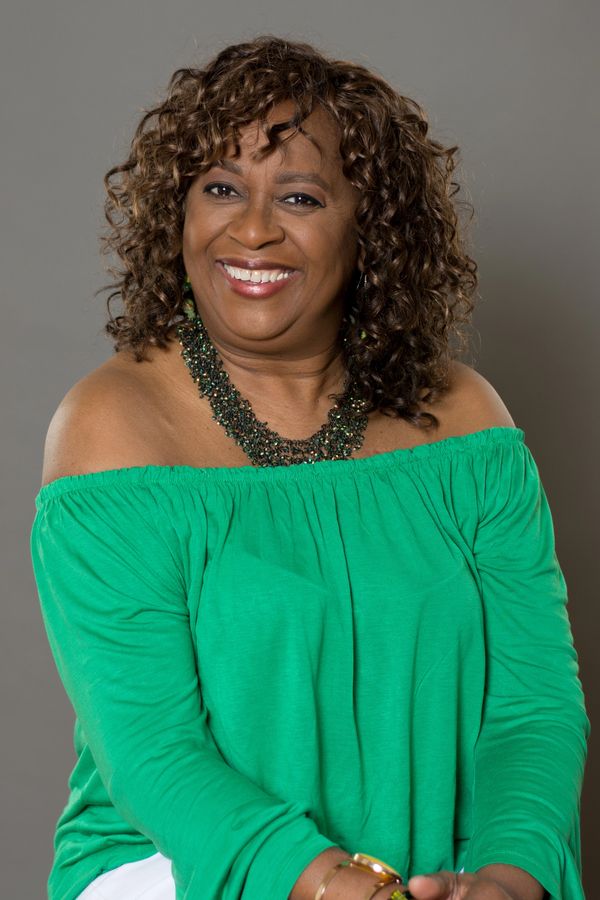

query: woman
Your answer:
[30,34,589,900]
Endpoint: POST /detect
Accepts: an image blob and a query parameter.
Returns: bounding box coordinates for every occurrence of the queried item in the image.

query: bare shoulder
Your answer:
[39,356,163,488]
[428,360,516,436]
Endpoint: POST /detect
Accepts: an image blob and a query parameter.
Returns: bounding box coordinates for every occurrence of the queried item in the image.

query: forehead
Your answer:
[222,101,342,170]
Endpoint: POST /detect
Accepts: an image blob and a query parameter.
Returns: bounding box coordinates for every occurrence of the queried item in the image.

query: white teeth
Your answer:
[222,263,293,284]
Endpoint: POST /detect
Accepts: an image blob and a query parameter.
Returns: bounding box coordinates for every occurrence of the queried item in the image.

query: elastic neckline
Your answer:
[34,425,524,507]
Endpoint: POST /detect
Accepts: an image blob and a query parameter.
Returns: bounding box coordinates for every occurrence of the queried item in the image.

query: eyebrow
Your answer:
[210,158,331,191]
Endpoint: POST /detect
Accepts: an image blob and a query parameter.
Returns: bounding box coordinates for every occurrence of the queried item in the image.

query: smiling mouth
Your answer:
[220,262,297,283]
[216,260,300,297]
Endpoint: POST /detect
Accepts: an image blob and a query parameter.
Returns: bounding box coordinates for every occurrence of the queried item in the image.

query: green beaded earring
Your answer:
[182,273,198,321]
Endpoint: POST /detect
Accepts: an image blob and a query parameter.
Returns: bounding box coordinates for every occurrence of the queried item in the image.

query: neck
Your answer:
[216,340,348,413]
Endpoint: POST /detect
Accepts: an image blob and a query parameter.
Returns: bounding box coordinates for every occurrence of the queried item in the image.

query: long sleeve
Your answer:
[462,440,591,899]
[30,482,337,899]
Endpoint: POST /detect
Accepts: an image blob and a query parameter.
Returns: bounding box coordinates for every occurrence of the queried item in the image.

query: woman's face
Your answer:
[182,100,361,359]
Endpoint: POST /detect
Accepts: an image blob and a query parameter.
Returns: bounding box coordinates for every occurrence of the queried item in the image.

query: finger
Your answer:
[407,870,457,899]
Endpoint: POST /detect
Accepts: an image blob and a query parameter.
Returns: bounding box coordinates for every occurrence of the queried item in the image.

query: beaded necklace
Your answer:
[175,293,370,467]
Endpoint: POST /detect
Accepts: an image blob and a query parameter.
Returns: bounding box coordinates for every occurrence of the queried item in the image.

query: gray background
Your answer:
[2,1,597,896]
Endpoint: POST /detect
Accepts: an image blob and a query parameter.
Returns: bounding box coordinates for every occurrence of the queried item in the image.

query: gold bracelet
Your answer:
[313,859,346,900]
[313,853,406,900]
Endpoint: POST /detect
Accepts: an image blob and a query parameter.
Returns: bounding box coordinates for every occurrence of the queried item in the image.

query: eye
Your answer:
[204,183,238,199]
[282,193,322,208]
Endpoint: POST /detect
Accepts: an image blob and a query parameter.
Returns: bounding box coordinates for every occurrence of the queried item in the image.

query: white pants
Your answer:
[76,852,175,899]
[77,852,465,898]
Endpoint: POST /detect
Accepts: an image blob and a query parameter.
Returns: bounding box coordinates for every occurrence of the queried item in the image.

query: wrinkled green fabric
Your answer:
[30,426,590,900]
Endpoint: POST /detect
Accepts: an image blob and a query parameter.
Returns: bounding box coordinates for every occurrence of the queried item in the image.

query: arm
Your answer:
[31,483,344,898]
[461,436,590,900]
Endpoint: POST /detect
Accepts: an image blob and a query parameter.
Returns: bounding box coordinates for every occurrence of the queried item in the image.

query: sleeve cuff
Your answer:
[464,833,585,900]
[243,804,339,898]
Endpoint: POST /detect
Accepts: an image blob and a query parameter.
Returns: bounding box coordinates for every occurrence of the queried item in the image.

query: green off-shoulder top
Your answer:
[29,426,590,900]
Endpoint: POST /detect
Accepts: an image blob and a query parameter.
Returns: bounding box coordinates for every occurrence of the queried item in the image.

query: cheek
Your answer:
[183,188,218,244]
[182,214,213,255]
[299,218,347,255]
[304,221,358,275]
[321,221,358,275]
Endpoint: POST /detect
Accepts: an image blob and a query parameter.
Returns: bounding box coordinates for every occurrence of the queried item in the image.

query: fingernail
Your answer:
[409,875,430,887]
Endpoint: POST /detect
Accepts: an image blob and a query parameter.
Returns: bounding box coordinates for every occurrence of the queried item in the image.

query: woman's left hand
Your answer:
[406,870,518,899]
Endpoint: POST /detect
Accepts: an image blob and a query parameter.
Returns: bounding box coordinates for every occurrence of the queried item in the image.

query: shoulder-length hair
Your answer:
[99,34,478,428]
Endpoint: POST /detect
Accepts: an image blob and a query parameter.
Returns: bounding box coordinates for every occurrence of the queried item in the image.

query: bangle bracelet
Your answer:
[313,854,409,900]
[313,860,346,900]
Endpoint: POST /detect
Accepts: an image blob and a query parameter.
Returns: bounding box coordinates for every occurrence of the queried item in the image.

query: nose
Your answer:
[225,197,285,248]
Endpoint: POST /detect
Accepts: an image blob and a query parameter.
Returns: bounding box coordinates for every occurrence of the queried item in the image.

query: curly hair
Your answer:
[98,33,479,429]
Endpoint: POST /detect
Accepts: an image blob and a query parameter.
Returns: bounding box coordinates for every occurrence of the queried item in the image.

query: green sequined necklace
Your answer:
[175,291,370,467]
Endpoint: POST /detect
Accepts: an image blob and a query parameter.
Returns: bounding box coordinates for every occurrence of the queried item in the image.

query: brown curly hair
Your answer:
[98,33,479,429]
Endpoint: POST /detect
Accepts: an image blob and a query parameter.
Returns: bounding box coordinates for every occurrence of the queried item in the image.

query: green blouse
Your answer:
[29,426,590,900]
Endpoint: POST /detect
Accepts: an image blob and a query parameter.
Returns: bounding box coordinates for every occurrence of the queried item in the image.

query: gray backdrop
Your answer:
[2,1,597,896]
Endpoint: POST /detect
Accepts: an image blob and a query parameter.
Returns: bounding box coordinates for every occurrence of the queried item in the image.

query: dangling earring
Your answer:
[182,273,198,321]
[357,270,368,341]
[344,270,369,343]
